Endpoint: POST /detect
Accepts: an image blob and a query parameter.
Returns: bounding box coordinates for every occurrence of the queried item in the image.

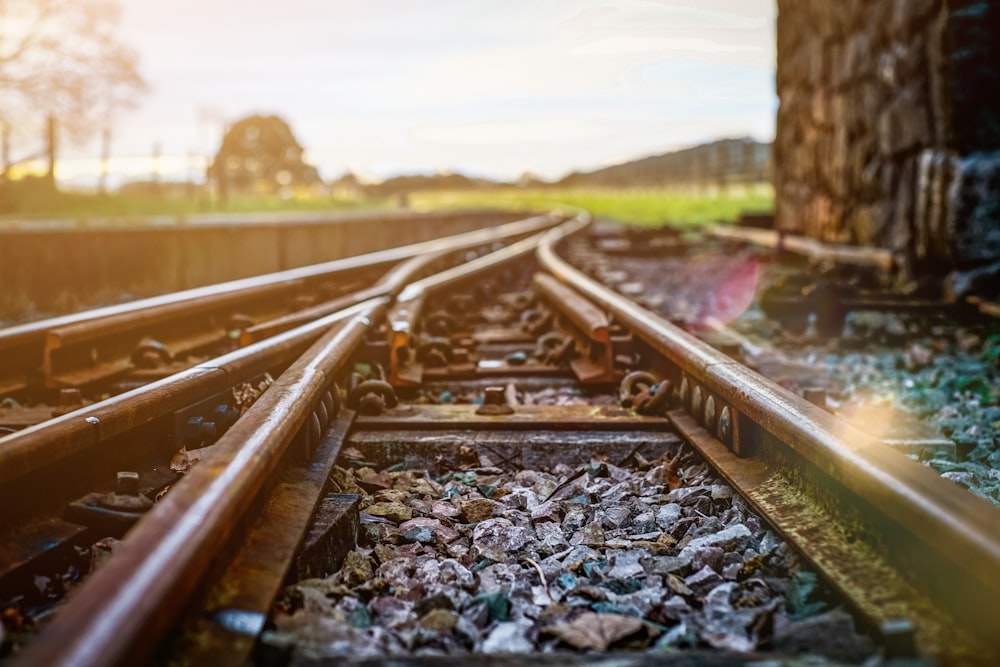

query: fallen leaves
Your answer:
[543,612,644,650]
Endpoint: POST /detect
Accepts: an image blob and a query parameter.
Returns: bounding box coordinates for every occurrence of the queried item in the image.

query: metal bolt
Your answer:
[718,406,733,446]
[116,471,140,496]
[100,470,152,512]
[315,399,329,430]
[321,390,336,421]
[51,388,84,417]
[186,416,217,444]
[691,385,703,420]
[704,395,717,432]
[59,388,83,411]
[804,387,828,411]
[476,386,514,416]
[213,403,239,429]
[483,386,505,405]
[880,619,918,659]
[296,411,322,457]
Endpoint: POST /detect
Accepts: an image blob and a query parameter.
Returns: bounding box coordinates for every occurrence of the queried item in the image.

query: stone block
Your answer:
[893,158,918,257]
[877,89,932,156]
[890,0,938,38]
[844,32,874,81]
[847,203,890,246]
[810,87,831,127]
[948,151,1000,265]
[947,2,1000,152]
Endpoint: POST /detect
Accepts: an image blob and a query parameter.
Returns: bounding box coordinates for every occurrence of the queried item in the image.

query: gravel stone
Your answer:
[461,498,497,523]
[280,442,871,660]
[481,621,533,653]
[365,502,412,524]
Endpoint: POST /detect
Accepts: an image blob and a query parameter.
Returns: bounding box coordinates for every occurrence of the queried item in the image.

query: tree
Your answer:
[0,0,145,181]
[208,115,321,198]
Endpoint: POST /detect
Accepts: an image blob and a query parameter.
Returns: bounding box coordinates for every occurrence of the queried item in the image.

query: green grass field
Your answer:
[1,182,772,227]
[410,186,773,226]
[0,188,385,222]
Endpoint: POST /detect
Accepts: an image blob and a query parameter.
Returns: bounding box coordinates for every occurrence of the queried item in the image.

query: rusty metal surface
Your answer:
[702,326,955,458]
[537,235,1000,659]
[0,518,87,582]
[388,214,590,387]
[348,429,679,472]
[533,272,609,340]
[0,299,380,487]
[239,239,480,346]
[0,213,561,397]
[706,224,895,271]
[666,409,986,663]
[172,411,358,667]
[13,300,387,667]
[355,404,670,431]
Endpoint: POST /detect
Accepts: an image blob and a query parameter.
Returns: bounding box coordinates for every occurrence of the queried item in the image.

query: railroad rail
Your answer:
[2,211,998,666]
[0,212,562,401]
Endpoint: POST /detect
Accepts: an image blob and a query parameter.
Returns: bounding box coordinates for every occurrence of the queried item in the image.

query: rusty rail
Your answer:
[14,299,387,667]
[537,231,1000,660]
[6,215,580,667]
[707,224,896,271]
[532,272,615,383]
[0,215,561,486]
[388,213,590,386]
[0,213,562,396]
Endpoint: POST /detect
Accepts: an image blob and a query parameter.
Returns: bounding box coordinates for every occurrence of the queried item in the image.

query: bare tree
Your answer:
[0,0,145,182]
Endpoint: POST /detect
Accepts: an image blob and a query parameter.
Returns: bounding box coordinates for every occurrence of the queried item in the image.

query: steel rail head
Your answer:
[536,234,1000,629]
[13,297,390,667]
[532,272,609,342]
[0,298,379,487]
[0,214,567,482]
[0,212,561,353]
[395,212,589,306]
[238,250,455,346]
[387,214,590,375]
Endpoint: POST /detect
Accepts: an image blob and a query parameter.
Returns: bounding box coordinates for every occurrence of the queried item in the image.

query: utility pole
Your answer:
[99,126,111,195]
[45,115,57,189]
[717,142,729,194]
[217,125,229,207]
[152,141,162,195]
[743,139,756,187]
[1,122,9,181]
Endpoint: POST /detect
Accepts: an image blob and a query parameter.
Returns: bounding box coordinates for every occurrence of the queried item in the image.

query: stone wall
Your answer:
[774,0,1000,291]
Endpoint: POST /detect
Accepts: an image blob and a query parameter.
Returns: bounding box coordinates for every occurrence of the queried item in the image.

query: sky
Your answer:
[51,0,776,186]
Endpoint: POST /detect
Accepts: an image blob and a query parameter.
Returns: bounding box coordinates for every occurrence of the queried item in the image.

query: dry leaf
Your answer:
[666,573,694,596]
[233,373,274,414]
[341,446,365,460]
[355,466,393,491]
[544,612,643,650]
[170,443,220,474]
[170,447,199,474]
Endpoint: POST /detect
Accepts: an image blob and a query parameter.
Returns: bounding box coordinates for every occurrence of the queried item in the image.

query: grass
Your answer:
[0,181,388,223]
[409,185,774,226]
[0,181,773,227]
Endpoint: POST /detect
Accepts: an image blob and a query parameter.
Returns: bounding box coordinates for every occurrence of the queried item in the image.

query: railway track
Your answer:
[2,212,998,665]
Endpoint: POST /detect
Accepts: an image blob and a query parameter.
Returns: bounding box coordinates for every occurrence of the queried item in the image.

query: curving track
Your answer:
[2,211,999,665]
